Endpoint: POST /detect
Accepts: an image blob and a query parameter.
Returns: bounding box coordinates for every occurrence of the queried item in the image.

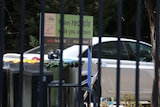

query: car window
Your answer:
[25,44,67,54]
[82,41,131,60]
[25,44,57,54]
[126,42,152,62]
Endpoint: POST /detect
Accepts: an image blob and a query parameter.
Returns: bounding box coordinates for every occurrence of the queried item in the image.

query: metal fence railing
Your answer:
[0,0,159,107]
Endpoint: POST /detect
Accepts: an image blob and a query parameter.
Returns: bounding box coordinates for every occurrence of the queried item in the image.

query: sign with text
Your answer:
[44,13,93,38]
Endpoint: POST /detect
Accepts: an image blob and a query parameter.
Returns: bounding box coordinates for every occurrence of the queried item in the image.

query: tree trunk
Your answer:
[144,0,160,107]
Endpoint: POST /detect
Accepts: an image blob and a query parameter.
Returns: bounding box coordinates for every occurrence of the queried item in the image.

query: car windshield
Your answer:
[24,44,67,54]
[63,45,88,58]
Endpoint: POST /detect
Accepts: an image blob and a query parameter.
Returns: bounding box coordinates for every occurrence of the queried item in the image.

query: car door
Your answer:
[91,41,136,100]
[125,41,154,100]
[82,40,154,101]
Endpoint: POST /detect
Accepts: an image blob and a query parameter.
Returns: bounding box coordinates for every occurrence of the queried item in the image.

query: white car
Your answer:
[3,37,154,101]
[62,37,154,101]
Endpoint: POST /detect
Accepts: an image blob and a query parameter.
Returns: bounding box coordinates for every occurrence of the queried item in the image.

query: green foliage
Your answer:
[123,94,144,107]
[29,35,39,47]
[4,0,151,52]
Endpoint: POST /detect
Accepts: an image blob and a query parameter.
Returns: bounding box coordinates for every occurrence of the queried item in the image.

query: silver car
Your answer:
[63,37,153,101]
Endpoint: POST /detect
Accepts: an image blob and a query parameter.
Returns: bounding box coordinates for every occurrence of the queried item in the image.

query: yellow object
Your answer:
[4,59,40,64]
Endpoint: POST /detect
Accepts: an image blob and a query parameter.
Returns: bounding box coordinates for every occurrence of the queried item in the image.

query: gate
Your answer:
[0,0,159,107]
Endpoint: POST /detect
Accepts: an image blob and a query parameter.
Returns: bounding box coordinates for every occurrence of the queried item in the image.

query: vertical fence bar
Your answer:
[38,0,45,106]
[116,0,123,106]
[59,0,64,107]
[154,0,160,106]
[98,0,103,106]
[0,0,5,106]
[18,0,25,106]
[135,0,142,106]
[78,0,83,106]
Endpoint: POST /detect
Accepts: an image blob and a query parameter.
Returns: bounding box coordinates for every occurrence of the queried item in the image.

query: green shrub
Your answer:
[122,94,144,107]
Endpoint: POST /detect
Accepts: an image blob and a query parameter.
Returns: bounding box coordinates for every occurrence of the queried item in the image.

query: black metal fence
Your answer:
[0,0,160,107]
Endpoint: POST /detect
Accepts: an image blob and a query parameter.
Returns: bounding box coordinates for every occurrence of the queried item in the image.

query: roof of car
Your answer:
[92,37,152,46]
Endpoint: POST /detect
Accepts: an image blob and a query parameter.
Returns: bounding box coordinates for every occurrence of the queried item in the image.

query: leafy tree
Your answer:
[4,0,151,51]
[29,35,39,47]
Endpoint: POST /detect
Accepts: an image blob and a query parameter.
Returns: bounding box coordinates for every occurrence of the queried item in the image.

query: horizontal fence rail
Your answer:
[0,0,159,107]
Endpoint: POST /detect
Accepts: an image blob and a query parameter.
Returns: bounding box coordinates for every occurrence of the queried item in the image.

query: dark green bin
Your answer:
[45,59,81,107]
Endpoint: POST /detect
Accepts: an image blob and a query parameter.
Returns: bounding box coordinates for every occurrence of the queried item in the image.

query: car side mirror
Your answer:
[48,49,61,59]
